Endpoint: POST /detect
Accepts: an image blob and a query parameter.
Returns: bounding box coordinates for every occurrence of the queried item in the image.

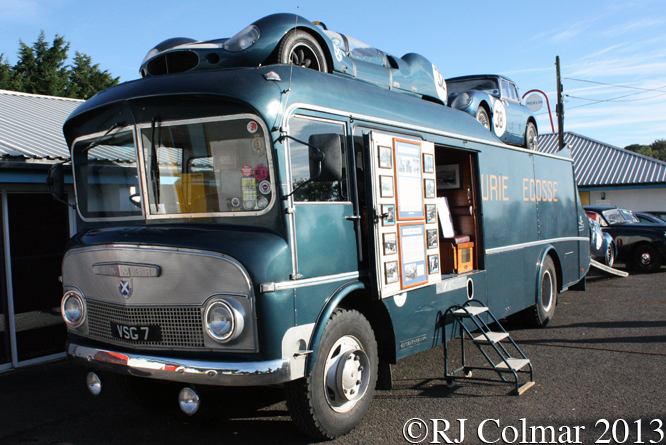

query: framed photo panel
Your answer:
[385,261,399,284]
[382,204,396,226]
[436,163,462,191]
[398,223,428,289]
[380,175,394,198]
[394,139,424,220]
[423,153,434,173]
[379,145,393,169]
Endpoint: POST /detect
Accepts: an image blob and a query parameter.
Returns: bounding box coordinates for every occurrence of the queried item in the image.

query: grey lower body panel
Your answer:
[68,342,291,386]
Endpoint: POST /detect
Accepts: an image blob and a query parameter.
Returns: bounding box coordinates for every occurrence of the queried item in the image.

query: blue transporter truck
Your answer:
[56,50,589,440]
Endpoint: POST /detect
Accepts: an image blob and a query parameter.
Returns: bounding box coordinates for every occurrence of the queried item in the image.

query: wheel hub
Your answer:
[641,252,652,265]
[324,336,370,413]
[336,350,368,402]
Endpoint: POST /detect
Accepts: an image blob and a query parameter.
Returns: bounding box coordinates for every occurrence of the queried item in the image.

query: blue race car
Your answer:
[446,74,538,150]
[588,216,617,267]
[139,13,448,105]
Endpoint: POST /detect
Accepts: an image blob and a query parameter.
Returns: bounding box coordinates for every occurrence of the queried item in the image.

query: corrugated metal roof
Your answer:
[0,89,82,160]
[537,132,666,187]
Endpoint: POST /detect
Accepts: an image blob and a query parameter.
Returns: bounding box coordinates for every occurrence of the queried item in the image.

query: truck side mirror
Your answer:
[308,134,343,182]
[46,163,66,201]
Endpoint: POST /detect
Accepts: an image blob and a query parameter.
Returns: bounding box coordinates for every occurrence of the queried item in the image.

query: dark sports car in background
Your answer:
[585,205,666,273]
[635,212,666,225]
[638,211,666,223]
[139,13,448,104]
[446,75,538,150]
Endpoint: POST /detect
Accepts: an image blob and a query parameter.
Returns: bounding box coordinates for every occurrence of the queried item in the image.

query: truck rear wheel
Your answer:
[526,256,558,327]
[284,308,378,439]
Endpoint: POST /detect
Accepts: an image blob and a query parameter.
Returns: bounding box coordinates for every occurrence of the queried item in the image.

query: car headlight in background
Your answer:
[223,25,260,52]
[452,92,472,109]
[61,291,86,327]
[204,298,245,343]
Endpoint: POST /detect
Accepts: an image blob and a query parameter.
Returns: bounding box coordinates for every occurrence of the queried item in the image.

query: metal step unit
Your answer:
[444,300,535,395]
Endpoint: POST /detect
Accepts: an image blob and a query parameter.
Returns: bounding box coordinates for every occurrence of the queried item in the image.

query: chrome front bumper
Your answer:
[67,342,292,386]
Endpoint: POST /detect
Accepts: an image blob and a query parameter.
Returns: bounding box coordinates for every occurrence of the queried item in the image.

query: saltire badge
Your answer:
[118,278,133,299]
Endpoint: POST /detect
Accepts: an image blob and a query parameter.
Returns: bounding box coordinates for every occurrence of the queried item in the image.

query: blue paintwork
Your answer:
[63,63,588,371]
[446,74,536,148]
[588,216,617,265]
[139,13,447,104]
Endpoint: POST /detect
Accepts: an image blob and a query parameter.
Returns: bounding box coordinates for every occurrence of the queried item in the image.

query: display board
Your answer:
[371,132,440,297]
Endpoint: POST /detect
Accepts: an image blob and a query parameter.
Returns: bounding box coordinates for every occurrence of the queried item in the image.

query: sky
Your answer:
[1,0,665,149]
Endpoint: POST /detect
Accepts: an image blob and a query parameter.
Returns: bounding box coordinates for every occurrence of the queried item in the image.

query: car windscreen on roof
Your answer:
[447,78,499,96]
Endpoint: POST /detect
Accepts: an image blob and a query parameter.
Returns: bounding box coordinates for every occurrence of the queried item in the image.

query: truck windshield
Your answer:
[140,116,273,216]
[72,130,142,220]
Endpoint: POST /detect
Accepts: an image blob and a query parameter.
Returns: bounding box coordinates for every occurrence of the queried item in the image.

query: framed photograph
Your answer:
[423,153,434,173]
[383,233,397,255]
[378,145,393,169]
[382,204,396,226]
[425,204,437,223]
[394,139,424,220]
[380,175,394,198]
[385,261,399,284]
[436,163,462,191]
[424,178,435,198]
[428,254,440,274]
[427,229,438,249]
[398,223,428,289]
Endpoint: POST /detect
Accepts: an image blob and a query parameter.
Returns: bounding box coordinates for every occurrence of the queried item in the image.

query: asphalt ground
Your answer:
[1,267,665,445]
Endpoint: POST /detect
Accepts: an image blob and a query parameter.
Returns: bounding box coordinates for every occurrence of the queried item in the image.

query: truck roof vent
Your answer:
[146,51,199,76]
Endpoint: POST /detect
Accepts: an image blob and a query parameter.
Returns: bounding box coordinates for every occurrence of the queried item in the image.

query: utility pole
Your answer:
[556,56,565,150]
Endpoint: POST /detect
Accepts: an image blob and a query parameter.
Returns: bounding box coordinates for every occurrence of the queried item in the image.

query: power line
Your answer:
[562,77,666,93]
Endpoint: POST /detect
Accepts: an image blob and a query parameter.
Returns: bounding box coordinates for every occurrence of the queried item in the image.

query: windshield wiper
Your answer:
[150,117,161,204]
[83,123,122,152]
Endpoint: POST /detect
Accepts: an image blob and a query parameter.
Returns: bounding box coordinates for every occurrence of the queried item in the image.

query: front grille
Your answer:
[87,299,205,348]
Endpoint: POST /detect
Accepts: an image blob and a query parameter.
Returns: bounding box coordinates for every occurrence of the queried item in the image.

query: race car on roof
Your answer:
[446,74,538,150]
[139,13,448,105]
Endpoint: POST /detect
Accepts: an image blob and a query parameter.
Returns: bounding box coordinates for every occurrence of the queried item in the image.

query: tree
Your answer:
[625,139,666,163]
[12,31,70,96]
[2,31,118,99]
[66,52,119,99]
[0,54,16,90]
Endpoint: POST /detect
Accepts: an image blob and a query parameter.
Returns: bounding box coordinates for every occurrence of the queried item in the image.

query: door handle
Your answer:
[345,215,361,220]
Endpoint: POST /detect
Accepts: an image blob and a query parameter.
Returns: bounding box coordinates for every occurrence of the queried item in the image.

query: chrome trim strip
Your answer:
[485,237,588,255]
[68,343,291,386]
[261,271,360,292]
[281,103,574,162]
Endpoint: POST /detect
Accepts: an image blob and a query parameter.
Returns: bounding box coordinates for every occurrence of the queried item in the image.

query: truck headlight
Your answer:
[61,291,86,327]
[204,299,244,343]
[223,25,260,52]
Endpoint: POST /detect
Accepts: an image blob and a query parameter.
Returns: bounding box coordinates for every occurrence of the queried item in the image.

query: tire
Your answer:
[526,256,558,328]
[633,243,661,273]
[284,308,378,439]
[605,242,616,268]
[475,107,491,130]
[277,30,328,72]
[525,122,538,150]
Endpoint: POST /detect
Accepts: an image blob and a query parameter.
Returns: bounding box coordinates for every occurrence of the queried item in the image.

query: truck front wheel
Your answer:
[285,308,378,439]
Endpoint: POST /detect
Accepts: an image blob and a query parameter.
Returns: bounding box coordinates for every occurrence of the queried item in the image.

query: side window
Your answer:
[288,116,348,202]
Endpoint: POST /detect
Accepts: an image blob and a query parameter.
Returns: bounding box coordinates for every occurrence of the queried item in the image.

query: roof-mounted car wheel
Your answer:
[475,107,491,130]
[525,122,538,151]
[278,29,328,73]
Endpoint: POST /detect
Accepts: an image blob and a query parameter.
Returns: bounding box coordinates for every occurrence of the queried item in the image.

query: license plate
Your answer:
[111,322,162,342]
